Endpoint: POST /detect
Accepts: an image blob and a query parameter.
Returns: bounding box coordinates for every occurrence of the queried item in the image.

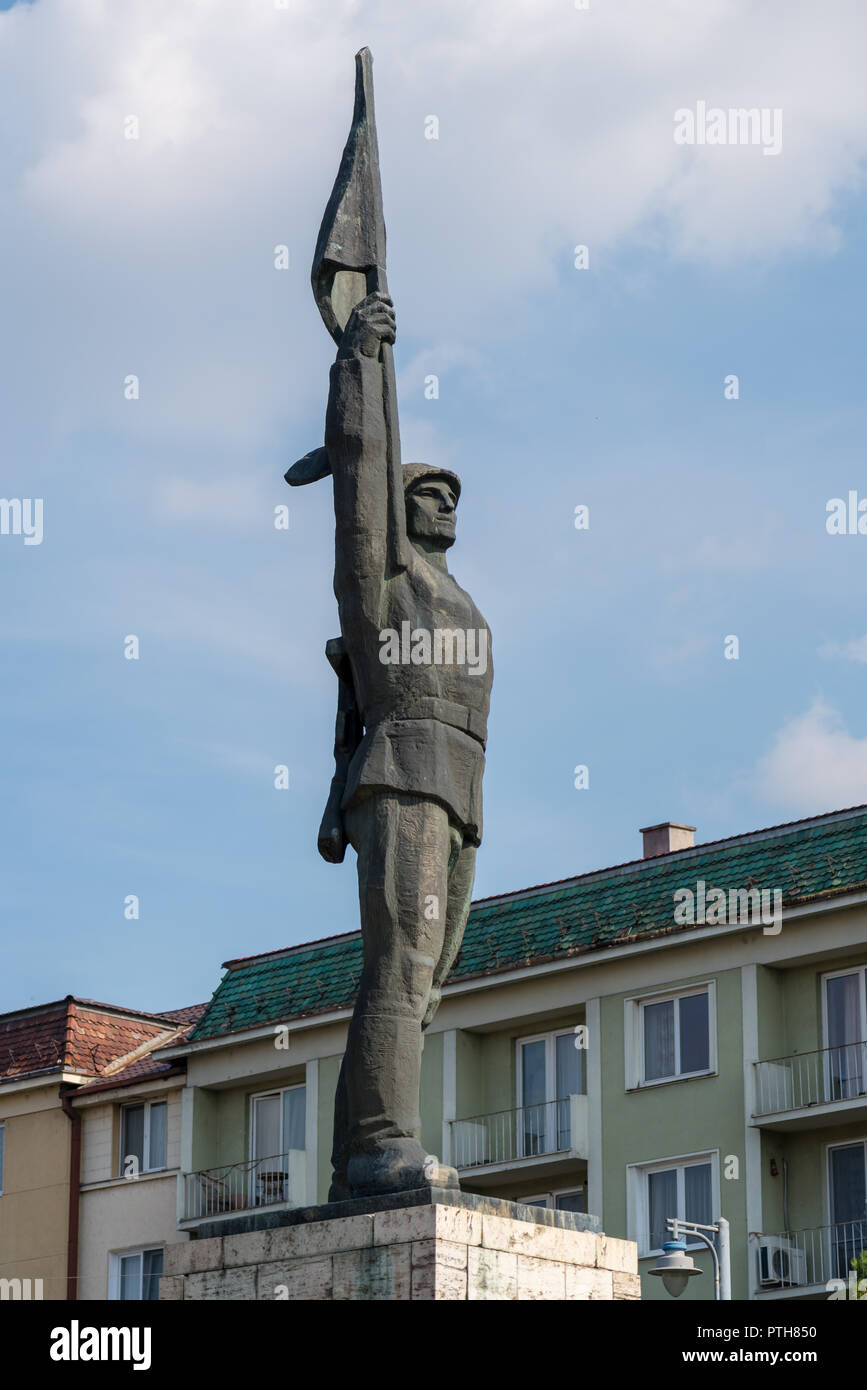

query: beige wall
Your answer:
[77,1174,180,1300]
[0,1083,70,1300]
[80,1102,114,1186]
[76,1085,187,1300]
[80,1091,183,1185]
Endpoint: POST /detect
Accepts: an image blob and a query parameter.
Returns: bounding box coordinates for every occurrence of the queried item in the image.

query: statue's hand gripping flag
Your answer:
[286,47,399,492]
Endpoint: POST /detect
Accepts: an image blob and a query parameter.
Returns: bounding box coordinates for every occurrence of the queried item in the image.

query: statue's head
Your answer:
[403,463,461,551]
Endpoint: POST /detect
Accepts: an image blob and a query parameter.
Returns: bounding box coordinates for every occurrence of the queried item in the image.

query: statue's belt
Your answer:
[362,697,487,749]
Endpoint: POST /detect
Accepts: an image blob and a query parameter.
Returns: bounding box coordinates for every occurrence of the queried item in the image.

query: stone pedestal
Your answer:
[160,1189,639,1301]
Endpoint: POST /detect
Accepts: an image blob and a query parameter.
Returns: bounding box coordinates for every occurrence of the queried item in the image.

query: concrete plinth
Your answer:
[160,1189,639,1301]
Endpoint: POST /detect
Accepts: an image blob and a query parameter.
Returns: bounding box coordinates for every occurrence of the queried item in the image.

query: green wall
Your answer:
[420,1031,443,1158]
[191,1067,307,1174]
[781,951,866,1057]
[455,1010,586,1121]
[600,967,749,1300]
[781,1118,867,1234]
[318,1055,341,1201]
[756,965,785,1060]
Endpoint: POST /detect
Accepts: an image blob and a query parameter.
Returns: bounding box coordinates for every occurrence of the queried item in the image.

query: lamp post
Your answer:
[648,1217,731,1300]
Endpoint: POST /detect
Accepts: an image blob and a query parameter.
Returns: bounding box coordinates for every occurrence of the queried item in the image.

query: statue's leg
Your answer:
[337,791,452,1195]
[422,836,477,1031]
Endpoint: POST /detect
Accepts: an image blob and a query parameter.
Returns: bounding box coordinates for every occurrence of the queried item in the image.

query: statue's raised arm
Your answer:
[326,289,411,613]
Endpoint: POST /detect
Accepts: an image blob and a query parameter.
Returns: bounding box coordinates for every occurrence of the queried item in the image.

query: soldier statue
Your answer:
[287,50,492,1201]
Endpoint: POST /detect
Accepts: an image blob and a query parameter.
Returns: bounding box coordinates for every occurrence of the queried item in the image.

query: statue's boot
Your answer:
[327,1175,353,1203]
[346,1138,459,1199]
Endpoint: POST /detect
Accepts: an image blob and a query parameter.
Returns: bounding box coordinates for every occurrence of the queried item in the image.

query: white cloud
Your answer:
[819,635,867,664]
[754,697,867,813]
[2,0,866,446]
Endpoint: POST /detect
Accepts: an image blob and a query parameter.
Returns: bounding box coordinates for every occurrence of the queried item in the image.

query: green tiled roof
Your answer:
[188,806,867,1043]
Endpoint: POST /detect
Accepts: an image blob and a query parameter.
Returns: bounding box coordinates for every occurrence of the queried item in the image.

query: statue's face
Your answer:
[405,479,457,549]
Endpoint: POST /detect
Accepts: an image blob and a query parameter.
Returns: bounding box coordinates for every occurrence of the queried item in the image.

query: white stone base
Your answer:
[161,1201,639,1301]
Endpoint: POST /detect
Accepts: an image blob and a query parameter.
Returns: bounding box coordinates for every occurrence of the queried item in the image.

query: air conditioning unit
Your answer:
[757,1237,807,1287]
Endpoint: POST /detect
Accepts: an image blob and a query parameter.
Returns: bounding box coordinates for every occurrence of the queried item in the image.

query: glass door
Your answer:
[251,1092,283,1206]
[518,1031,583,1157]
[829,1141,867,1280]
[251,1087,306,1207]
[824,971,867,1101]
[555,1032,581,1150]
[520,1038,547,1157]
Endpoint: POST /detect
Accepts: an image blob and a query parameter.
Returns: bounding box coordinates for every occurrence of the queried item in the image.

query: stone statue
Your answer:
[287,49,492,1201]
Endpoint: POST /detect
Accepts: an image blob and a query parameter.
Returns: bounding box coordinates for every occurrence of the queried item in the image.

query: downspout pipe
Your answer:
[60,1087,81,1301]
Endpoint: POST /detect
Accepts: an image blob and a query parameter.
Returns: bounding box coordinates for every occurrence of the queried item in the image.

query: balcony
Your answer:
[754,1221,867,1297]
[753,1041,867,1130]
[179,1150,306,1227]
[450,1095,588,1180]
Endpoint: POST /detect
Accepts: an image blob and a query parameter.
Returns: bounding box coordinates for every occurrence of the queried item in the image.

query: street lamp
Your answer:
[648,1217,731,1300]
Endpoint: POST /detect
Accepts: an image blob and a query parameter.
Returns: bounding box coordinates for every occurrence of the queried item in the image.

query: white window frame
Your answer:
[627,1150,720,1259]
[522,1186,586,1213]
[824,1137,867,1281]
[0,1121,5,1196]
[119,1098,167,1176]
[248,1083,306,1209]
[624,982,716,1090]
[107,1245,164,1301]
[821,967,867,1102]
[821,966,867,1049]
[515,1029,584,1159]
[248,1083,306,1163]
[515,1028,584,1107]
[825,1136,867,1225]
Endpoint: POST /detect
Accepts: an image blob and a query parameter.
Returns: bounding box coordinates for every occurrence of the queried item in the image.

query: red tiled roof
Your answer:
[73,1005,207,1095]
[157,1004,207,1027]
[0,1004,68,1079]
[72,1054,184,1096]
[0,997,205,1084]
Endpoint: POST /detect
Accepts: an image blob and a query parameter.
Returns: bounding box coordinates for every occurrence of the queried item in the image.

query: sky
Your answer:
[2,0,866,1015]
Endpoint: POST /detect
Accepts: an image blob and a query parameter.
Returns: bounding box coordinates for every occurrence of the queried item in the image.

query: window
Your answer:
[828,1140,867,1279]
[629,1152,717,1257]
[517,1029,584,1157]
[626,985,714,1088]
[249,1085,306,1206]
[823,968,867,1100]
[119,1100,167,1176]
[522,1188,586,1215]
[109,1247,163,1301]
[0,1121,4,1195]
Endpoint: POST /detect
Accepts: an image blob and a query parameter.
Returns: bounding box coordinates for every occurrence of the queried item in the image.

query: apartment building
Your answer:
[70,1005,204,1300]
[0,996,199,1300]
[160,803,867,1302]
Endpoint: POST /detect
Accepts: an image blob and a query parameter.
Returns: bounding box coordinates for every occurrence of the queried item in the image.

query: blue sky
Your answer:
[2,0,867,1014]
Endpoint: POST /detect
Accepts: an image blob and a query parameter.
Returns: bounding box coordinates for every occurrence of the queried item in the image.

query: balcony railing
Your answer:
[450,1095,588,1170]
[754,1041,867,1116]
[181,1150,306,1223]
[756,1221,867,1290]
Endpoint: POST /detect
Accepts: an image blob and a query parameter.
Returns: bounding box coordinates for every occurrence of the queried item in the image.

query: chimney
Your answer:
[640,822,696,858]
